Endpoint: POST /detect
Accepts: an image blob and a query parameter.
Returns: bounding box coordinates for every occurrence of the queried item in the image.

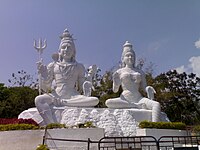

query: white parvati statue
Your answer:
[105,41,161,122]
[35,29,99,125]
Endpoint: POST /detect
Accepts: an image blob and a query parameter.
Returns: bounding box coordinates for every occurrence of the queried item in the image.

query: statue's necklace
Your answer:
[58,62,75,80]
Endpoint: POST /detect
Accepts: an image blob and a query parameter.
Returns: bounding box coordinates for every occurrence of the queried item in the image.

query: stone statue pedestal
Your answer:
[19,107,169,136]
[60,108,152,136]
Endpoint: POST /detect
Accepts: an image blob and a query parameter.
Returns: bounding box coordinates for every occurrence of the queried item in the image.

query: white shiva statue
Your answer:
[105,41,161,122]
[35,29,99,124]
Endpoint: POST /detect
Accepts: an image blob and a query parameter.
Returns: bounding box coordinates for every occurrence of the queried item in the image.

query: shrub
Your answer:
[193,125,200,135]
[46,123,66,129]
[0,118,39,126]
[139,121,186,130]
[18,118,39,126]
[70,121,96,128]
[0,118,19,124]
[36,144,49,150]
[84,121,95,128]
[0,124,39,131]
[46,121,95,129]
[0,120,95,131]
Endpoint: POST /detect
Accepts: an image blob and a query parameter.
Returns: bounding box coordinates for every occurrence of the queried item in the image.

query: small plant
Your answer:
[18,118,39,126]
[139,121,186,130]
[0,120,96,131]
[0,124,39,131]
[74,121,96,128]
[193,125,200,135]
[83,121,95,128]
[36,144,49,150]
[76,123,85,128]
[0,118,39,126]
[46,123,66,129]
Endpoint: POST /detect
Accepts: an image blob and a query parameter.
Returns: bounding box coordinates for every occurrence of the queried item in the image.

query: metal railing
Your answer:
[42,128,200,150]
[44,137,93,150]
[98,136,158,150]
[158,136,200,150]
[42,127,98,150]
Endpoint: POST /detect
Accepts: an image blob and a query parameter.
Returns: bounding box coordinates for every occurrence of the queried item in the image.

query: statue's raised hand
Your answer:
[36,60,48,77]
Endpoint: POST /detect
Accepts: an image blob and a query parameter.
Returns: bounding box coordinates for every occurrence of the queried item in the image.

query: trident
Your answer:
[33,38,47,95]
[34,38,47,60]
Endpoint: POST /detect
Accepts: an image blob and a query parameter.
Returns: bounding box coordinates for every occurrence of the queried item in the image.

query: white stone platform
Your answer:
[0,128,190,150]
[0,128,104,150]
[19,107,169,136]
[136,128,189,139]
[61,108,153,136]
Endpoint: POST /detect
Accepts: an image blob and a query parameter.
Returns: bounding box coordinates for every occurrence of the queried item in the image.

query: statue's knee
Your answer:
[93,98,99,106]
[35,96,42,106]
[35,94,53,105]
[105,99,111,107]
[35,95,48,106]
[153,101,161,110]
[155,101,160,107]
[95,97,99,103]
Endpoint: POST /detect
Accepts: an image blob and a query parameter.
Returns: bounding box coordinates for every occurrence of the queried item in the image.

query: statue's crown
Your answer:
[123,41,132,48]
[60,29,73,40]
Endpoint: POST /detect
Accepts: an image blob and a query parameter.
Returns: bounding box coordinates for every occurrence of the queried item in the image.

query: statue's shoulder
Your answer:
[47,62,56,69]
[76,62,85,71]
[76,62,85,68]
[115,68,125,74]
[113,68,123,77]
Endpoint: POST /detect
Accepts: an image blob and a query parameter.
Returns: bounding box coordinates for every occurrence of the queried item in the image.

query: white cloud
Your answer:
[189,56,200,77]
[147,39,169,53]
[195,39,200,49]
[175,56,200,77]
[175,65,187,74]
[148,42,161,52]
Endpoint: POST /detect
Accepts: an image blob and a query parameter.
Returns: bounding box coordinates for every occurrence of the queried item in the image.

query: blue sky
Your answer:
[0,0,200,85]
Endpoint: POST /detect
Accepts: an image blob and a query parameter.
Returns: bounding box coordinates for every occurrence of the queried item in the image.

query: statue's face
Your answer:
[123,51,135,66]
[60,43,74,61]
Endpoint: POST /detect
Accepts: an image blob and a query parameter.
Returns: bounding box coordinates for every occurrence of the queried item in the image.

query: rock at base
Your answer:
[19,107,169,136]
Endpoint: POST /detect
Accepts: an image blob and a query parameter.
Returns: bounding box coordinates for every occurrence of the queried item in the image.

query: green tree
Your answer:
[92,70,122,108]
[152,70,200,125]
[0,84,10,116]
[0,70,39,118]
[0,83,10,101]
[0,87,38,118]
[0,86,38,118]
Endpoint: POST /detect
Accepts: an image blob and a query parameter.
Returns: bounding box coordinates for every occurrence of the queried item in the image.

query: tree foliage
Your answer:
[92,71,122,107]
[0,84,38,118]
[152,70,200,125]
[0,70,39,118]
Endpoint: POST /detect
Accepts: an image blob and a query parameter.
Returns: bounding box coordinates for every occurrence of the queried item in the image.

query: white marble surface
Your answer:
[19,106,170,137]
[136,128,188,139]
[0,128,104,150]
[19,107,154,136]
[60,108,150,136]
